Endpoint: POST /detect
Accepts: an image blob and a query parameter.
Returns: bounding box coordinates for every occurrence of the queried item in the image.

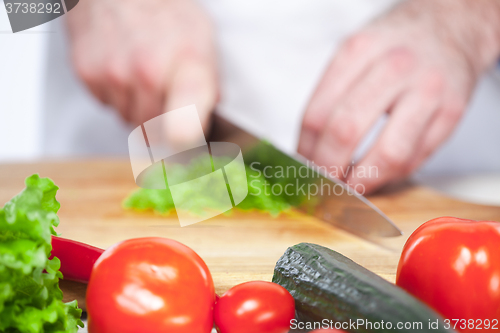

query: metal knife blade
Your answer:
[208,114,402,242]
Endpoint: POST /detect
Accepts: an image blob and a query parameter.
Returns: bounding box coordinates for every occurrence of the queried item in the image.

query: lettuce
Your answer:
[0,175,83,333]
[123,158,291,217]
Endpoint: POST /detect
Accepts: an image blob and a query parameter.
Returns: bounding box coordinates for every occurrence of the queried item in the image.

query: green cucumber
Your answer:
[273,243,456,333]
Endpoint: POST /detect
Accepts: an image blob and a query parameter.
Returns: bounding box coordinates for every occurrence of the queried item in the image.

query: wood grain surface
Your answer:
[1,160,500,311]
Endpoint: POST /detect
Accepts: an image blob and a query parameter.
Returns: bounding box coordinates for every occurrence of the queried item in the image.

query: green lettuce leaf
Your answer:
[0,174,83,333]
[124,157,291,217]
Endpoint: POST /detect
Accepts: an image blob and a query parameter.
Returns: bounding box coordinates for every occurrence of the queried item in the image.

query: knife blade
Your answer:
[208,114,402,242]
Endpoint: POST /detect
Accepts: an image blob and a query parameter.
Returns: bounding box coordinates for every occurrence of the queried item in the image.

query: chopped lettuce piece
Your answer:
[124,157,291,217]
[0,175,83,333]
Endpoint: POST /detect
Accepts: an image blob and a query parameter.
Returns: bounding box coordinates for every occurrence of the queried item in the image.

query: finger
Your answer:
[130,50,167,126]
[298,32,387,157]
[71,39,110,106]
[406,99,466,173]
[83,73,110,107]
[311,48,415,173]
[103,55,133,122]
[131,83,163,126]
[347,86,441,194]
[163,56,218,144]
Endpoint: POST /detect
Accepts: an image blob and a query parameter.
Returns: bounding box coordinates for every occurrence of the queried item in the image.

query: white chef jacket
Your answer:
[41,0,500,175]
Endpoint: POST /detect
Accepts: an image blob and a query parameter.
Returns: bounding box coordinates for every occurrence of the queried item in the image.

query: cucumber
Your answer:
[273,243,455,333]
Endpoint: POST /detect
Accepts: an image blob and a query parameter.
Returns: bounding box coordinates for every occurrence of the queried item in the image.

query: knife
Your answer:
[208,114,402,242]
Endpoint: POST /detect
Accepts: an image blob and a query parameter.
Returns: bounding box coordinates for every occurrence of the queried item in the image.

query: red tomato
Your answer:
[396,217,500,331]
[214,281,295,333]
[86,237,215,333]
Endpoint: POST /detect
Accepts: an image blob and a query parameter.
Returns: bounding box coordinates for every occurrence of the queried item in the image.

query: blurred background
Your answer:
[1,0,499,205]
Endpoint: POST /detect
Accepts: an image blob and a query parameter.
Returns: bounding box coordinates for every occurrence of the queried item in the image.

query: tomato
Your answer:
[214,281,295,333]
[86,237,215,333]
[396,217,500,330]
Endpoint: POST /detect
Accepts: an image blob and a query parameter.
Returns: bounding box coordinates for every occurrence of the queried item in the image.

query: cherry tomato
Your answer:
[214,281,295,333]
[397,217,500,331]
[86,237,215,333]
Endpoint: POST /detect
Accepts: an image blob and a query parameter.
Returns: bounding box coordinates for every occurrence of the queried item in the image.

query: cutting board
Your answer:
[1,160,500,310]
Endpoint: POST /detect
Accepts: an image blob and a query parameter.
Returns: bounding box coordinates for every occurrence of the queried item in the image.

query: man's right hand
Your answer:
[67,0,218,141]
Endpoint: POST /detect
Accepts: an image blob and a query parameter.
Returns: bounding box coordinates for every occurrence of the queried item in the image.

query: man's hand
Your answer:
[299,0,500,194]
[67,0,218,142]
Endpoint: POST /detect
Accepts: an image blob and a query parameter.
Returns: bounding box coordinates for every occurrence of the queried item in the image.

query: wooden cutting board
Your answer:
[1,160,500,310]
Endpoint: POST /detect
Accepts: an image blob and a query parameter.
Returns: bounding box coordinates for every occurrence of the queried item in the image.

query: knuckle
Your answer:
[418,71,446,98]
[326,116,359,147]
[441,102,464,123]
[343,33,374,55]
[302,111,325,133]
[384,47,415,77]
[72,52,98,85]
[103,57,128,89]
[71,40,101,84]
[302,118,318,133]
[378,143,410,168]
[132,51,162,91]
